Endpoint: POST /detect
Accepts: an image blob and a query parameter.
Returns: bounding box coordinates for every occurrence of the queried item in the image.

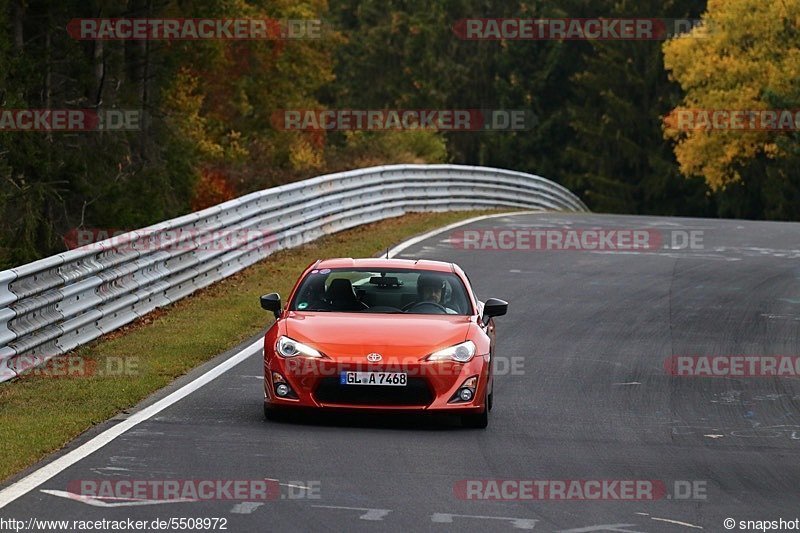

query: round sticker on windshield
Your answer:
[297,302,309,309]
[310,269,319,274]
[319,268,331,274]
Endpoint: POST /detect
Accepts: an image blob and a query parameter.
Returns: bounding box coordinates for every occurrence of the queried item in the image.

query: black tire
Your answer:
[264,404,279,421]
[461,392,489,429]
[488,390,494,412]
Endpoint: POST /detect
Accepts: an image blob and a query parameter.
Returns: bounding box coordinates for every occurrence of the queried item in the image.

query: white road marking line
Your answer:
[40,489,195,507]
[0,339,262,509]
[386,210,540,258]
[89,466,131,476]
[312,505,390,520]
[589,250,739,261]
[557,525,646,533]
[265,478,312,490]
[1,209,528,510]
[431,513,538,530]
[230,502,264,514]
[650,517,703,529]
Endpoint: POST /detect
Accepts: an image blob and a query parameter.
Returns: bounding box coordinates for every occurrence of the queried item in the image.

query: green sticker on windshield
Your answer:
[297,302,309,309]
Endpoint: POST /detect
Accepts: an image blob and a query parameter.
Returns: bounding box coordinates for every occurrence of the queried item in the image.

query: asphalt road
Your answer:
[2,212,800,532]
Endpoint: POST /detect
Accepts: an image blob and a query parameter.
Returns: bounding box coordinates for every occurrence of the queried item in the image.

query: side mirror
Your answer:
[481,298,508,325]
[260,293,282,320]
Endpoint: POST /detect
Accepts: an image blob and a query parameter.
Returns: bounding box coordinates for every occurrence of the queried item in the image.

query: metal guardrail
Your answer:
[0,164,587,382]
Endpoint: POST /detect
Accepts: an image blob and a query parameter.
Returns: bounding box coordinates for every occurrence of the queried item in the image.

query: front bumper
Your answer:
[264,355,489,413]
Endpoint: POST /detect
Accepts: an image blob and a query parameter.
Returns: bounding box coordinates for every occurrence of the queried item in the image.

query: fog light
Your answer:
[449,375,480,404]
[275,383,291,397]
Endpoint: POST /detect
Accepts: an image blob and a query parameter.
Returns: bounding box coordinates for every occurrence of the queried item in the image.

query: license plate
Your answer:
[340,371,407,386]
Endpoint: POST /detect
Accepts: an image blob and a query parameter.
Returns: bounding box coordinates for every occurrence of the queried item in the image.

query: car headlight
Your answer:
[427,340,476,363]
[275,336,323,358]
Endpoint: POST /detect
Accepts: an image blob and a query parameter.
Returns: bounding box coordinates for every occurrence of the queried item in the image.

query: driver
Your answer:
[415,273,458,313]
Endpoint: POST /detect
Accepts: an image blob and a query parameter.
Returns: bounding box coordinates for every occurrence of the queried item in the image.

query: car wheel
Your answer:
[461,393,489,429]
[264,403,279,421]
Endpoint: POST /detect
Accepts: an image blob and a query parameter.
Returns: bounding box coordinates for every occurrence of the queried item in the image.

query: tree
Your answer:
[564,0,710,215]
[663,0,800,195]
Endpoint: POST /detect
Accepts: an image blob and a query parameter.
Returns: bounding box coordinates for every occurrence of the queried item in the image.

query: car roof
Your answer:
[314,258,454,273]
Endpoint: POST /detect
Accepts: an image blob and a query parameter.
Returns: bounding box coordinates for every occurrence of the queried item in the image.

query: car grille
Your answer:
[314,377,434,406]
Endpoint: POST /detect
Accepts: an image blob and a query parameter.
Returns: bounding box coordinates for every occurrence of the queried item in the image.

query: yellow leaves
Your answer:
[289,135,324,171]
[222,130,249,161]
[662,0,800,190]
[763,143,779,158]
[162,69,224,160]
[157,0,340,180]
[343,130,447,168]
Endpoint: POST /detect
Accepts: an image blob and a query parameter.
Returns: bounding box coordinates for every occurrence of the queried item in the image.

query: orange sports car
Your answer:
[259,258,508,428]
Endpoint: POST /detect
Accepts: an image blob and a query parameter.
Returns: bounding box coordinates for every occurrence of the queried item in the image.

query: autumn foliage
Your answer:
[2,0,800,266]
[663,0,800,191]
[191,169,236,212]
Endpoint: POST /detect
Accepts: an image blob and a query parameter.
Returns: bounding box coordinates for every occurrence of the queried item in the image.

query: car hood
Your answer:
[284,312,473,359]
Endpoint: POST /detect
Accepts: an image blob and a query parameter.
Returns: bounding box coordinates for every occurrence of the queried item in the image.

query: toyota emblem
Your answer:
[366,353,382,362]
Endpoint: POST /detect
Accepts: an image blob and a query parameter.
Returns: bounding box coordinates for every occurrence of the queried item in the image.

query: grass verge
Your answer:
[0,210,502,483]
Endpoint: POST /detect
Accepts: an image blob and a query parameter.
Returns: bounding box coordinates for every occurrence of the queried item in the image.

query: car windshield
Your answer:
[289,268,473,315]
